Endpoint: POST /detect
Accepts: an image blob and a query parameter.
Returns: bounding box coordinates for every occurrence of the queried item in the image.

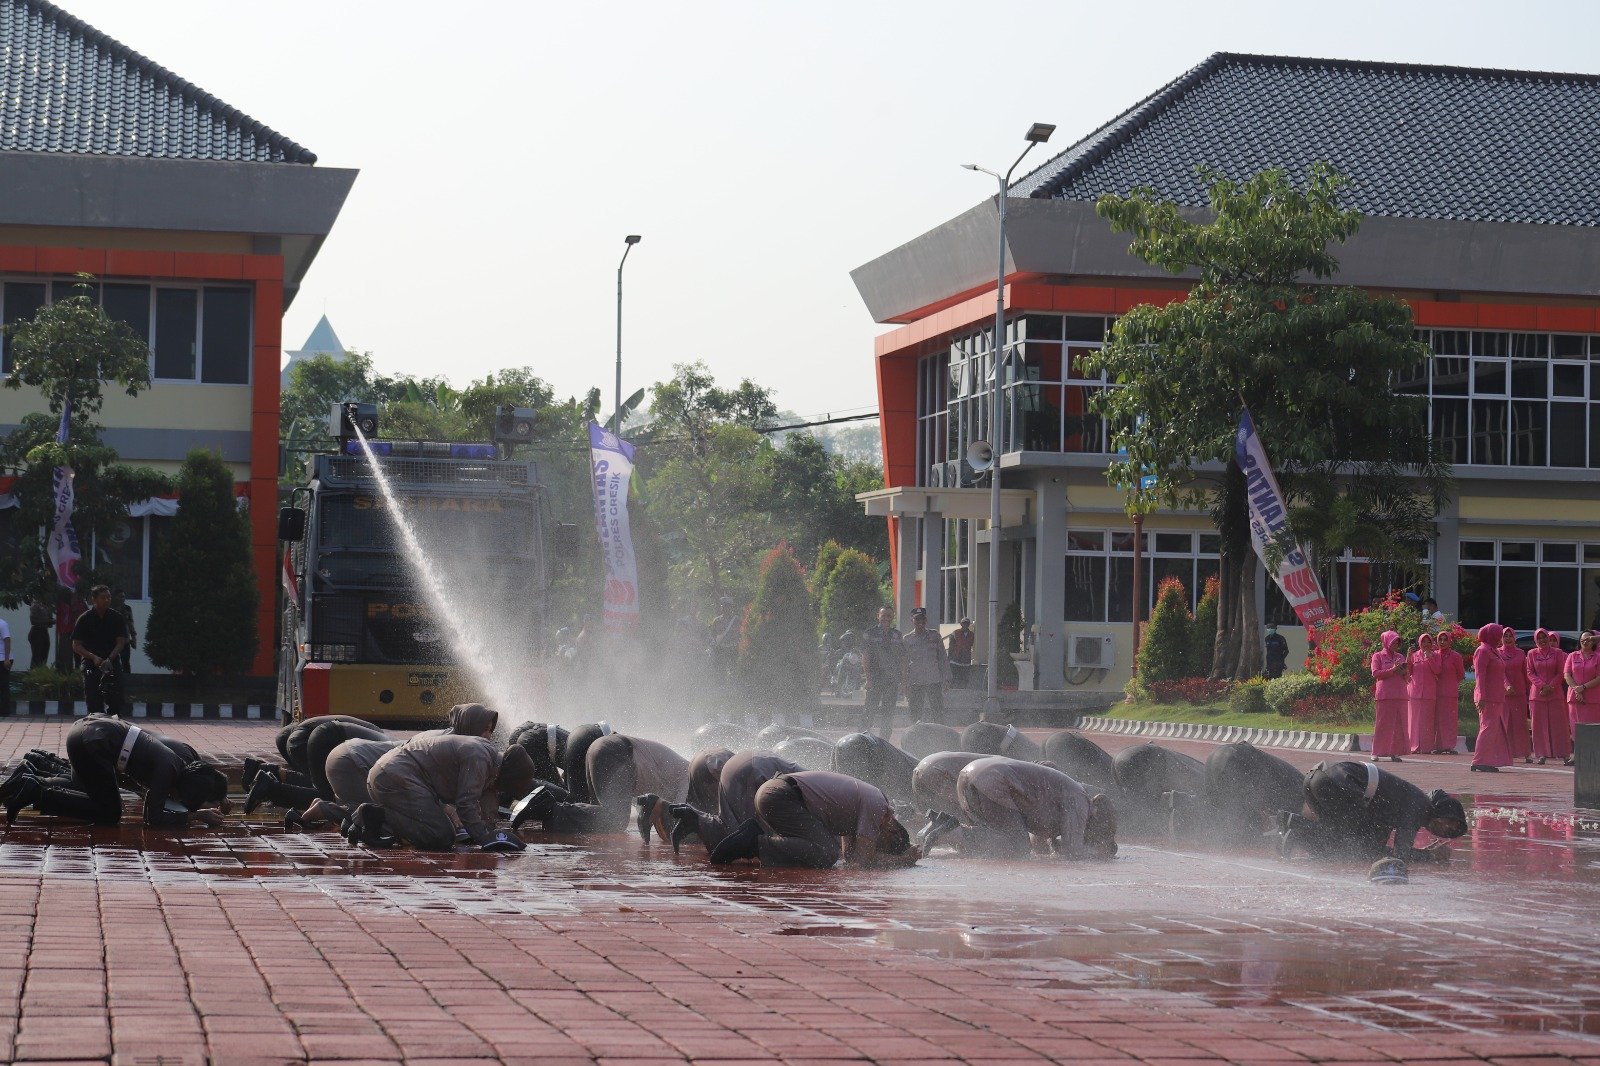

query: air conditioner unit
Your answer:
[1068,633,1115,670]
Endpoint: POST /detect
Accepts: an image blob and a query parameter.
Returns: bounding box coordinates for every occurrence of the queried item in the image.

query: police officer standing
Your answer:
[72,585,128,717]
[902,607,951,725]
[859,606,904,738]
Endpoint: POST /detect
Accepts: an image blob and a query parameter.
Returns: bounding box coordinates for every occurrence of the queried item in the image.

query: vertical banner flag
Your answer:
[47,400,81,587]
[1235,408,1332,629]
[588,421,641,630]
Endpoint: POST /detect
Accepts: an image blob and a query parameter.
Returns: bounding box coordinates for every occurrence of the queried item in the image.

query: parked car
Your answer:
[1512,630,1581,654]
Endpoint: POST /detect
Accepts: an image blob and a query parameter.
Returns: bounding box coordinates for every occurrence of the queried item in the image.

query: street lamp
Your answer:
[614,234,642,435]
[963,121,1054,723]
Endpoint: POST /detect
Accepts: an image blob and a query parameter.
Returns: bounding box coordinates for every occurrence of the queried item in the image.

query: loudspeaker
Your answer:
[966,439,994,473]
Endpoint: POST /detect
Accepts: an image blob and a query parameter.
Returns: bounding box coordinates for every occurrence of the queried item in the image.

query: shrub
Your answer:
[1305,591,1471,689]
[811,540,846,597]
[819,548,881,637]
[1190,574,1219,676]
[1229,677,1269,715]
[1263,672,1338,716]
[16,666,82,699]
[739,543,818,712]
[1289,693,1370,726]
[996,602,1022,687]
[1122,674,1149,704]
[1137,576,1192,685]
[1147,677,1231,706]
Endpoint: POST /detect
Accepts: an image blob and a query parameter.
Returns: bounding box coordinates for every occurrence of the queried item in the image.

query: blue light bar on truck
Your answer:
[341,441,496,459]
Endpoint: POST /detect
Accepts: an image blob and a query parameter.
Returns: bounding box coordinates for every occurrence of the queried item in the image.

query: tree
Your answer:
[1137,576,1193,685]
[0,279,170,604]
[765,433,886,564]
[820,548,882,637]
[1091,165,1448,680]
[144,449,259,676]
[738,543,817,713]
[1190,575,1219,677]
[812,539,846,597]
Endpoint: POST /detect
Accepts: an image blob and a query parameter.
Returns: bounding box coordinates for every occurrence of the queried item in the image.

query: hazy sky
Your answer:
[61,0,1600,422]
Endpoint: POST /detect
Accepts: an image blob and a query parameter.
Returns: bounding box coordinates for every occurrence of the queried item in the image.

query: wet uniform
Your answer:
[686,751,803,851]
[831,732,919,806]
[324,738,398,810]
[560,723,614,803]
[544,735,690,834]
[367,733,503,850]
[686,747,734,813]
[900,721,964,762]
[910,751,985,819]
[956,756,1096,859]
[960,721,1044,762]
[752,770,898,868]
[1297,761,1453,861]
[507,722,569,785]
[38,717,222,826]
[772,736,834,770]
[1042,732,1120,797]
[1203,742,1305,844]
[1113,742,1207,832]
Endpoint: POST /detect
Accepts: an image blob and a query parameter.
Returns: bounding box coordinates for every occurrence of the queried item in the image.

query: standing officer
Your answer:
[71,585,128,716]
[902,607,951,725]
[946,617,976,689]
[859,606,905,738]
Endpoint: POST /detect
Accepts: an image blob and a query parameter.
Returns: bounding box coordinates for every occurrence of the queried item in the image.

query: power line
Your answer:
[756,410,880,434]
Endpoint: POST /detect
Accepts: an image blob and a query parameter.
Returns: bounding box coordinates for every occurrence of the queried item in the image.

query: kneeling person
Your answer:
[517,733,689,837]
[1282,760,1466,862]
[956,756,1117,860]
[363,714,534,851]
[712,770,919,869]
[670,750,802,854]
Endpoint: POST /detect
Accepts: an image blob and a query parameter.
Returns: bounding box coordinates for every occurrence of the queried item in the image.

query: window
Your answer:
[86,515,170,601]
[1456,539,1590,633]
[1,281,46,373]
[1065,528,1219,623]
[939,519,972,625]
[201,287,252,384]
[154,289,198,380]
[1265,547,1433,624]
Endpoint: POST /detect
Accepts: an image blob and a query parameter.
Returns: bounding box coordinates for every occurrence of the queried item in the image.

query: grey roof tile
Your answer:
[1011,53,1600,227]
[0,0,315,163]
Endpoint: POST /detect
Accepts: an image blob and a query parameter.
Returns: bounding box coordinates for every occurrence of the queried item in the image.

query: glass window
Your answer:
[1065,554,1106,622]
[1544,543,1578,563]
[201,287,252,384]
[1473,360,1507,395]
[1458,565,1496,626]
[1473,331,1508,358]
[1432,356,1469,396]
[51,279,98,305]
[1023,315,1062,341]
[1198,534,1221,555]
[1553,363,1586,398]
[1498,567,1538,630]
[1111,531,1143,553]
[93,516,147,601]
[1432,330,1470,356]
[1551,404,1586,467]
[1510,361,1546,398]
[1461,541,1495,561]
[1154,533,1192,554]
[102,284,151,344]
[154,289,198,380]
[1432,398,1469,464]
[1553,335,1586,358]
[1107,557,1145,624]
[1067,530,1104,552]
[1152,557,1193,605]
[1511,400,1546,465]
[1061,316,1105,342]
[2,281,46,374]
[1510,333,1548,358]
[1472,400,1507,464]
[1501,542,1537,563]
[1539,571,1580,632]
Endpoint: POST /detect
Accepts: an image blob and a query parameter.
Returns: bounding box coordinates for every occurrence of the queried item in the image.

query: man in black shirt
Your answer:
[72,585,128,716]
[1279,760,1467,862]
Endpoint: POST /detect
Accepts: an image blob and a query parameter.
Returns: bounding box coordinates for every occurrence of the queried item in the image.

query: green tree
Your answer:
[0,279,169,603]
[738,543,817,713]
[1190,575,1219,677]
[1137,576,1193,686]
[1091,165,1448,680]
[144,449,259,676]
[764,433,887,564]
[820,548,882,637]
[812,539,846,597]
[279,351,377,438]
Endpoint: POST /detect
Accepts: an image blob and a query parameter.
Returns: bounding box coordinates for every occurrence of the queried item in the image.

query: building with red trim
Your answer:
[0,0,354,676]
[851,53,1600,694]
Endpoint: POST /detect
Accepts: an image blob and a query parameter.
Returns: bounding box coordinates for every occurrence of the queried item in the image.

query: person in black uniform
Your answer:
[1263,625,1289,680]
[0,716,229,827]
[1203,742,1305,846]
[1278,760,1467,861]
[71,585,128,717]
[507,722,569,785]
[245,718,391,813]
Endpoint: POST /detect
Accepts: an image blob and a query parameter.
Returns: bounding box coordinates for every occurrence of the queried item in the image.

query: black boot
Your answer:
[284,809,304,831]
[669,806,701,856]
[345,804,391,848]
[244,772,279,815]
[709,818,762,865]
[242,758,266,789]
[634,793,662,843]
[2,775,42,825]
[23,750,70,777]
[510,784,561,831]
[922,812,961,850]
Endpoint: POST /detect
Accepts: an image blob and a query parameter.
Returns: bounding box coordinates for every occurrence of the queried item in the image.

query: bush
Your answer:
[1137,576,1192,685]
[1190,575,1219,676]
[1122,675,1149,704]
[145,449,259,675]
[996,602,1022,687]
[15,666,82,699]
[738,543,818,712]
[819,548,882,638]
[811,540,846,597]
[1263,672,1340,716]
[1229,677,1269,715]
[1146,677,1231,705]
[1289,693,1370,725]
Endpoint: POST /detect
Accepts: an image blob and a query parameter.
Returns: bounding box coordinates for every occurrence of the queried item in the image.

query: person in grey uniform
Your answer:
[246,717,391,814]
[831,732,919,806]
[1042,732,1121,798]
[900,721,964,761]
[960,721,1044,762]
[686,746,734,813]
[0,716,229,828]
[514,733,689,838]
[908,750,1002,853]
[709,769,919,869]
[357,707,534,852]
[285,738,397,831]
[668,750,803,854]
[954,756,1118,860]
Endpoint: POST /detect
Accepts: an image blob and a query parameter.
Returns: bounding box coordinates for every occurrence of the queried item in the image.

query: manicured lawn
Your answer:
[1093,699,1478,737]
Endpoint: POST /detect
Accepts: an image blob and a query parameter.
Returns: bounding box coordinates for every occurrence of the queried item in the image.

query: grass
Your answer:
[1095,699,1479,737]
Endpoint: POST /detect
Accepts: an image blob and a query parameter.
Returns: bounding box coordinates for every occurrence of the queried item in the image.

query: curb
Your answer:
[9,702,268,720]
[1064,716,1472,754]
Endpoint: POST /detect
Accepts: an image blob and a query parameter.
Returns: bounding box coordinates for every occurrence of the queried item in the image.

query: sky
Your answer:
[60,0,1600,423]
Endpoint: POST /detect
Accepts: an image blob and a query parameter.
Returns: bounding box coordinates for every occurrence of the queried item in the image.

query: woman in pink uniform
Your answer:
[1407,633,1443,755]
[1471,623,1512,773]
[1435,631,1467,755]
[1526,629,1571,765]
[1564,631,1600,767]
[1498,627,1532,764]
[1369,630,1410,761]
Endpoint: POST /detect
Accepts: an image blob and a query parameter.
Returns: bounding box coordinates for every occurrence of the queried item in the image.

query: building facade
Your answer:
[0,0,354,675]
[852,53,1600,694]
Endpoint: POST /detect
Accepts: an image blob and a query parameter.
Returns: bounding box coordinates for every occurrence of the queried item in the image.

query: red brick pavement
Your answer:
[0,720,1595,1064]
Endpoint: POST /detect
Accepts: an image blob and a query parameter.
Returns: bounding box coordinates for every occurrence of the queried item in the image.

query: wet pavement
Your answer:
[2,720,1599,1064]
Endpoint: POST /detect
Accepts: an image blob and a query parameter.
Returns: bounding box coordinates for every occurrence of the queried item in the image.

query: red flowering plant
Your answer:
[1146,678,1231,706]
[1289,693,1369,725]
[1303,590,1436,689]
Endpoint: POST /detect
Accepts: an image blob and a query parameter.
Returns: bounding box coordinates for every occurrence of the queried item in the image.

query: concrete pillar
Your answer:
[1434,496,1461,618]
[1033,482,1066,689]
[895,515,917,629]
[922,512,944,622]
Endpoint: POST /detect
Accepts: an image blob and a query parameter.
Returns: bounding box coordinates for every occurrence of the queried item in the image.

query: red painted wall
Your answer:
[0,243,286,677]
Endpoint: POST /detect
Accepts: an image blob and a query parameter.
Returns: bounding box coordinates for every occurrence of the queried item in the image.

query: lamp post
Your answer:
[964,122,1054,723]
[614,234,642,435]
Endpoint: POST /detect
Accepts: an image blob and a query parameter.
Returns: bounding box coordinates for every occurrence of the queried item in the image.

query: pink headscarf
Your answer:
[1534,628,1551,647]
[1380,630,1401,653]
[1417,632,1435,649]
[1477,622,1504,646]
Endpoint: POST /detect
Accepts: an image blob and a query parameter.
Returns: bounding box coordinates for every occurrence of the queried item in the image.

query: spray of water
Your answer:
[351,424,522,726]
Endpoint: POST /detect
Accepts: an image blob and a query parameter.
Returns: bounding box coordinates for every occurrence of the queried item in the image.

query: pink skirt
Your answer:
[1434,691,1461,753]
[1531,696,1572,759]
[1505,696,1531,758]
[1408,696,1441,754]
[1472,699,1513,767]
[1372,698,1410,757]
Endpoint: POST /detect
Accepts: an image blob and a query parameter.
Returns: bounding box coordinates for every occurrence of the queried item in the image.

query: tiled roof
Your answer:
[0,0,315,163]
[1012,53,1600,227]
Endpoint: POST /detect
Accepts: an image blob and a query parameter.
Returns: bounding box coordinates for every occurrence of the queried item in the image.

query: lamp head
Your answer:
[624,234,642,245]
[961,163,981,171]
[1025,122,1056,144]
